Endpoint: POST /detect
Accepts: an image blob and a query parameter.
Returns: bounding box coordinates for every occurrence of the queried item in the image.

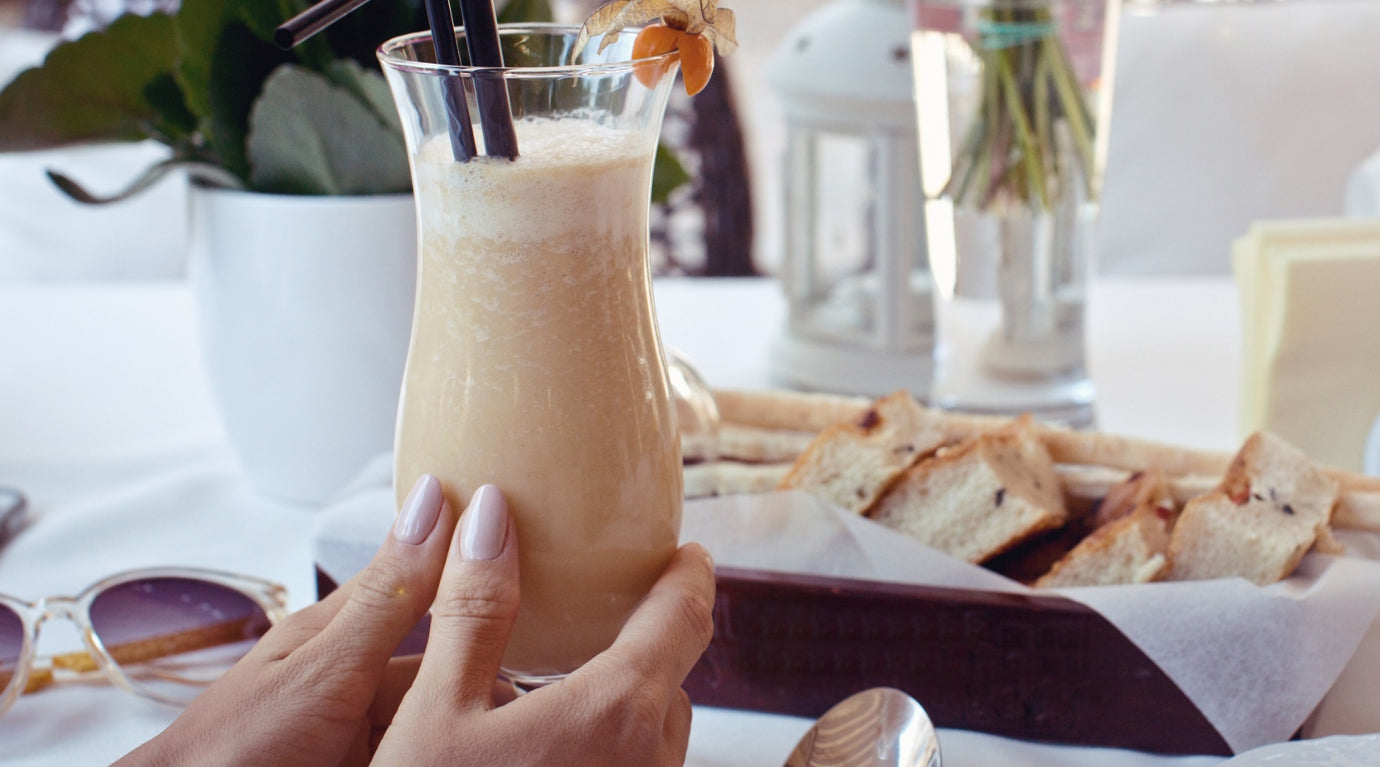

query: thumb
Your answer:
[410,484,521,711]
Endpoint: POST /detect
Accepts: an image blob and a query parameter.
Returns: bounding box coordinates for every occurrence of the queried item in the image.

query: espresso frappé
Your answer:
[395,118,683,679]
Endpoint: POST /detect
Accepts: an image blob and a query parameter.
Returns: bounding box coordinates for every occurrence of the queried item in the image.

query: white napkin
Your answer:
[316,465,1380,755]
[1232,219,1380,470]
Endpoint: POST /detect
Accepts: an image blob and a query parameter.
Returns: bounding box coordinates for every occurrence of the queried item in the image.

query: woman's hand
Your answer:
[373,499,715,766]
[117,474,460,766]
[117,475,715,767]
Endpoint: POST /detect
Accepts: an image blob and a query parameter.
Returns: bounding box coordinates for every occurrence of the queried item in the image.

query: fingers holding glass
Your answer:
[409,484,521,712]
[299,473,454,675]
[586,542,716,693]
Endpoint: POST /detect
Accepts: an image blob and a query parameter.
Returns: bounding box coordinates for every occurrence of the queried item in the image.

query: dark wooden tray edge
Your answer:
[684,566,1232,756]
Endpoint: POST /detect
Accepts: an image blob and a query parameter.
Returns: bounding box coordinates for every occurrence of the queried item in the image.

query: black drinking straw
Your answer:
[423,0,479,163]
[275,0,493,162]
[456,0,519,159]
[273,0,373,49]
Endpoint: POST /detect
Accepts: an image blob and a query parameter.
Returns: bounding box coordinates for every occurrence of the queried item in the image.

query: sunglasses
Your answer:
[0,568,288,718]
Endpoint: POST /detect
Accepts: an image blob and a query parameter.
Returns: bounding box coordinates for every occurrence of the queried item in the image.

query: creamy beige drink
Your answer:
[395,118,683,679]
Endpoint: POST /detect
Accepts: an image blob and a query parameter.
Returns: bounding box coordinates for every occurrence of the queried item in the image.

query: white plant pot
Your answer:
[189,187,416,503]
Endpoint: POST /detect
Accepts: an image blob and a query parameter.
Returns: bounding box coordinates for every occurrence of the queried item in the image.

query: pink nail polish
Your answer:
[395,474,444,545]
[460,484,508,560]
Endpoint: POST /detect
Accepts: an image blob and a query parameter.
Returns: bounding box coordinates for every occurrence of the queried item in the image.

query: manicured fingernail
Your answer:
[460,484,508,561]
[395,474,443,545]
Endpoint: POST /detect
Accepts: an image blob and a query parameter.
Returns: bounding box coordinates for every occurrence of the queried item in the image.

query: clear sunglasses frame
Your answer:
[0,567,288,718]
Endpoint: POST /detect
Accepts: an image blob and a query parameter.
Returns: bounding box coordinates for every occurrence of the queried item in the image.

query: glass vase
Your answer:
[913,0,1116,427]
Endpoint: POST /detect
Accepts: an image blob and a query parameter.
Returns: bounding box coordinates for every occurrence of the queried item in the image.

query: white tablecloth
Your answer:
[0,276,1304,767]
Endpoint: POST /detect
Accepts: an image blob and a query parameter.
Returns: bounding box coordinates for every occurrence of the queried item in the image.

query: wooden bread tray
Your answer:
[683,566,1232,755]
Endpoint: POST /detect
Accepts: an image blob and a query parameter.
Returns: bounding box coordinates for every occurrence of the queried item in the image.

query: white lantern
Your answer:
[767,0,933,397]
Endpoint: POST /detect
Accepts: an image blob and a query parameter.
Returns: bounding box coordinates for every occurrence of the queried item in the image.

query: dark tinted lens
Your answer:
[0,604,24,692]
[89,577,271,702]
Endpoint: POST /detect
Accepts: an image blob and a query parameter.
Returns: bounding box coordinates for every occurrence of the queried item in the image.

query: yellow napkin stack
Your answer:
[1234,218,1380,471]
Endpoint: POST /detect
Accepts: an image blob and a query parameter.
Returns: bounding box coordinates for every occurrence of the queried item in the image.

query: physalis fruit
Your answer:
[574,0,738,96]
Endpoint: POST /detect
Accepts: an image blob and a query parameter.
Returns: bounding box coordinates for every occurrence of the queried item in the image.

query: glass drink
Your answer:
[379,25,683,685]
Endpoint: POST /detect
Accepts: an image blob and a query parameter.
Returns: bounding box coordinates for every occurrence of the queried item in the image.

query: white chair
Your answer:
[1096,0,1380,275]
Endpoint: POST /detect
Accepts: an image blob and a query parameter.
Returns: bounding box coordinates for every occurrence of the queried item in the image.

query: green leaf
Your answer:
[174,0,295,179]
[142,71,198,141]
[498,0,554,23]
[246,64,410,196]
[0,13,183,151]
[324,60,401,133]
[651,142,691,205]
[174,0,283,117]
[207,22,291,180]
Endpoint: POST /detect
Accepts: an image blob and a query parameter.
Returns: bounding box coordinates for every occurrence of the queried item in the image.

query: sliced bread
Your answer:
[1037,469,1177,587]
[1090,468,1172,528]
[778,392,949,514]
[867,418,1067,563]
[1168,432,1339,585]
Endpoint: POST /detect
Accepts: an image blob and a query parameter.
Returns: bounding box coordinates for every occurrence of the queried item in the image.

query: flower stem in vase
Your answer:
[938,1,1096,382]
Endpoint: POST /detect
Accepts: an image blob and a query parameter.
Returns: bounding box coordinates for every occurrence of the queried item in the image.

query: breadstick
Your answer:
[717,423,816,464]
[1056,464,1380,534]
[712,389,870,432]
[712,389,1009,442]
[713,389,1235,479]
[993,423,1380,496]
[1040,429,1233,479]
[684,461,792,499]
[1334,492,1380,533]
[926,415,1012,441]
[1045,428,1380,495]
[1055,465,1214,507]
[1327,469,1380,494]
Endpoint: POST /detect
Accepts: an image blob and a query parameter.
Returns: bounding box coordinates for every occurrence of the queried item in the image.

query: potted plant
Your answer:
[0,0,692,503]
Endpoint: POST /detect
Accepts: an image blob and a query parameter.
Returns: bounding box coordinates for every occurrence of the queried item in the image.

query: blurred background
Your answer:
[0,0,837,279]
[5,0,1380,278]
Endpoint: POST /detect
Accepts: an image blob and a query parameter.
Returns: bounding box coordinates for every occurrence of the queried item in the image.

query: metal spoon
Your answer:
[784,687,941,767]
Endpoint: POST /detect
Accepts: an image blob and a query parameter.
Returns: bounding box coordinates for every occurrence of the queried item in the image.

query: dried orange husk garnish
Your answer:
[574,0,737,96]
[631,25,715,95]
